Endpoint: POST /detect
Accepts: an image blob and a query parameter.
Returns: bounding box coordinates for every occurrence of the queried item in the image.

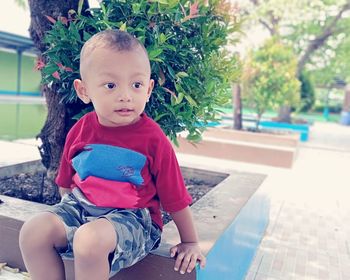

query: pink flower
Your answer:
[34,57,46,71]
[59,16,69,25]
[162,87,177,97]
[64,67,73,72]
[182,2,200,22]
[45,15,56,24]
[52,71,61,80]
[56,63,73,72]
[189,2,199,17]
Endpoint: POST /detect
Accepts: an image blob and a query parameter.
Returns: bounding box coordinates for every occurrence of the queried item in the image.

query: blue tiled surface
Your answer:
[197,193,269,280]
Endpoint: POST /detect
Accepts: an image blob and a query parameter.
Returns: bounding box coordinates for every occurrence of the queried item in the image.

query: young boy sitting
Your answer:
[19,29,206,280]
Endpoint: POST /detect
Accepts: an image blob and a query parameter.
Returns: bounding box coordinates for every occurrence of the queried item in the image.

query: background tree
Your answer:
[239,0,350,121]
[232,84,243,130]
[298,71,316,112]
[242,38,300,128]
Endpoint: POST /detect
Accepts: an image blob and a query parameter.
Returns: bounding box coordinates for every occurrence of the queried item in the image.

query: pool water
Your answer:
[0,103,47,140]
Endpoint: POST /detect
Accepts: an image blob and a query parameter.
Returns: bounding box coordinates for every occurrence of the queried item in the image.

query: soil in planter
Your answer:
[0,172,217,225]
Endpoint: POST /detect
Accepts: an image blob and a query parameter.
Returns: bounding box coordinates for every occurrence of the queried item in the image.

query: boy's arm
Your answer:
[170,206,206,274]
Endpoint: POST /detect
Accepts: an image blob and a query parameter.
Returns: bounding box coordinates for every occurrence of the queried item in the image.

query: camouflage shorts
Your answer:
[47,191,161,277]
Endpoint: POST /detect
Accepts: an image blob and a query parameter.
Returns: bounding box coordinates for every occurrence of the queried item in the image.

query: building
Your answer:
[0,30,41,97]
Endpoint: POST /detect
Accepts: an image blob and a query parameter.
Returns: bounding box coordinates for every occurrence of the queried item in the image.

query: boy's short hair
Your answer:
[81,29,147,56]
[80,29,150,76]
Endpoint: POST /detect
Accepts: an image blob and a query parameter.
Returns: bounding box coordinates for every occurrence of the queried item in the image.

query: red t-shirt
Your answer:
[56,112,192,229]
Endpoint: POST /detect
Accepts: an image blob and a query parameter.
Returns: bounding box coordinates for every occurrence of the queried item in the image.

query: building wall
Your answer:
[0,50,41,96]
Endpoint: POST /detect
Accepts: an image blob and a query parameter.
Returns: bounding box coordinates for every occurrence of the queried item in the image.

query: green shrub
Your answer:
[313,104,342,114]
[298,71,315,112]
[40,0,241,143]
[242,37,300,127]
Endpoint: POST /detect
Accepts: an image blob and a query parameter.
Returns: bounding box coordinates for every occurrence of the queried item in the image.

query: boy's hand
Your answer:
[170,242,206,274]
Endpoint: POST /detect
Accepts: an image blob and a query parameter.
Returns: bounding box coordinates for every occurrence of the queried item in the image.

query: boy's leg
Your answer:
[19,212,68,280]
[73,218,117,280]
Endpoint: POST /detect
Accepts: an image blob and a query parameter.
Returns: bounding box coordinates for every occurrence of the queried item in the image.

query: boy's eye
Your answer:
[104,83,116,89]
[133,82,143,89]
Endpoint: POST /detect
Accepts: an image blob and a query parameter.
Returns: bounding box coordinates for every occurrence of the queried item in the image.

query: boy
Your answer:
[19,30,206,280]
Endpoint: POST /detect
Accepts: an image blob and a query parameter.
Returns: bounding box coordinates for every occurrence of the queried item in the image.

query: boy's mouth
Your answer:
[115,108,134,115]
[116,109,133,112]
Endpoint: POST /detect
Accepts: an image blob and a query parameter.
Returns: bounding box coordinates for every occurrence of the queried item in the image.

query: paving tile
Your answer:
[253,273,281,280]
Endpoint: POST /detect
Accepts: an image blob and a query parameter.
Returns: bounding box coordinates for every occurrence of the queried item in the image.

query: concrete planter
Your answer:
[0,161,269,280]
[174,127,299,168]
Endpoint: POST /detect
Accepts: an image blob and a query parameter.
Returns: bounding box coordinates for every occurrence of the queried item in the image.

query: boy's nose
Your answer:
[117,90,131,102]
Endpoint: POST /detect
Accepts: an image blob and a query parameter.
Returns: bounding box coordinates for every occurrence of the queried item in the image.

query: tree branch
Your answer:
[297,1,350,76]
[259,19,275,35]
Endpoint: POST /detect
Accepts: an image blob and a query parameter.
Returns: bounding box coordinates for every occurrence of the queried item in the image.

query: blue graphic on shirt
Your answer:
[72,144,146,186]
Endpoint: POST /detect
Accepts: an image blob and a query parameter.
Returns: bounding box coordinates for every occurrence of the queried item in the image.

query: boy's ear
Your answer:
[147,79,154,102]
[73,79,90,104]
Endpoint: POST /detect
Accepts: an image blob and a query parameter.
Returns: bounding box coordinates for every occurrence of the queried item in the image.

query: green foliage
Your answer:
[242,37,300,124]
[281,0,350,86]
[40,0,241,143]
[239,0,350,110]
[14,0,27,9]
[298,71,315,112]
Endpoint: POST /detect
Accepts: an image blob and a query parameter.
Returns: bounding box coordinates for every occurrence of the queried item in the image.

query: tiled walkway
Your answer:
[244,123,350,280]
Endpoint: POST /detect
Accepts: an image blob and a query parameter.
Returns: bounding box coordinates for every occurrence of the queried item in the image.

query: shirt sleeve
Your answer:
[55,125,79,188]
[55,146,74,188]
[152,136,192,213]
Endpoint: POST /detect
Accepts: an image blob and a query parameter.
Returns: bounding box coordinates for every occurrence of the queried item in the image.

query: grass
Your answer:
[0,103,47,140]
[217,106,341,124]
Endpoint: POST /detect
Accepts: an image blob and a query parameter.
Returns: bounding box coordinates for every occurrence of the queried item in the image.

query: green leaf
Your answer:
[186,133,202,142]
[176,72,189,79]
[119,22,127,31]
[83,31,92,41]
[159,33,167,44]
[148,49,163,60]
[69,23,81,42]
[132,3,141,14]
[78,0,84,15]
[43,64,59,76]
[184,95,198,107]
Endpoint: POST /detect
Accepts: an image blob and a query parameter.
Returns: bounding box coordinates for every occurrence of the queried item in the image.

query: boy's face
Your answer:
[74,46,154,127]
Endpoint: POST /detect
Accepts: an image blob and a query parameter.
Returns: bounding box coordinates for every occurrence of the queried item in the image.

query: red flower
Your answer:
[52,71,61,80]
[64,67,73,72]
[181,2,200,22]
[162,87,177,97]
[34,57,45,71]
[59,16,69,25]
[56,62,73,72]
[45,15,56,24]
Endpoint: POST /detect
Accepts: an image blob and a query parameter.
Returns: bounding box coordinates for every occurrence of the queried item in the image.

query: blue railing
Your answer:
[259,121,310,141]
[0,90,41,97]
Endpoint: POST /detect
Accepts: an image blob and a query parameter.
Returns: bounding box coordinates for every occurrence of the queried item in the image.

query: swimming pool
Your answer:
[0,99,47,141]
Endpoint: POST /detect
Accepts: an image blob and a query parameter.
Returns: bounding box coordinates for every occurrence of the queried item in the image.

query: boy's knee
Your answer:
[73,224,114,259]
[19,212,66,250]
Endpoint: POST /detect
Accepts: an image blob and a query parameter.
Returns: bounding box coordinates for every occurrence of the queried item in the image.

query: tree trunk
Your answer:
[232,84,242,130]
[277,105,292,123]
[343,84,350,112]
[340,84,350,125]
[28,0,89,182]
